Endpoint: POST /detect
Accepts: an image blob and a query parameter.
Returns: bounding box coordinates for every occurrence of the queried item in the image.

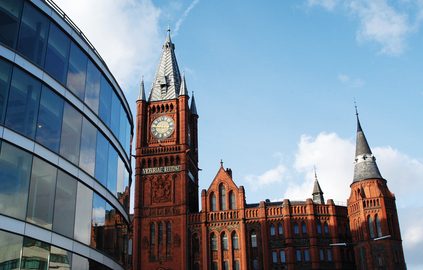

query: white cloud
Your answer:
[54,0,162,92]
[307,0,339,11]
[174,0,200,36]
[338,73,365,88]
[245,164,287,190]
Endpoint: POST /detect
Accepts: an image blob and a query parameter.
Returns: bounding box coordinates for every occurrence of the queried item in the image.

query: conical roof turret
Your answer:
[190,92,198,115]
[179,74,188,96]
[353,110,383,183]
[149,29,182,101]
[137,77,146,101]
[312,168,324,204]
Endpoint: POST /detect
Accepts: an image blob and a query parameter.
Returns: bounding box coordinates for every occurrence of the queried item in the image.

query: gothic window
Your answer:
[327,249,333,262]
[324,221,329,235]
[293,222,299,235]
[221,232,228,250]
[280,250,286,263]
[270,224,276,236]
[234,261,240,270]
[317,221,322,234]
[158,222,164,245]
[232,232,239,250]
[278,223,284,235]
[301,221,307,234]
[375,214,382,237]
[210,192,216,211]
[223,261,229,270]
[319,249,325,261]
[210,233,217,251]
[272,251,278,263]
[150,223,155,256]
[296,249,302,262]
[211,261,218,270]
[219,183,226,210]
[304,249,310,262]
[251,231,257,248]
[229,190,236,210]
[192,234,200,255]
[166,222,171,256]
[368,215,375,239]
[253,259,259,270]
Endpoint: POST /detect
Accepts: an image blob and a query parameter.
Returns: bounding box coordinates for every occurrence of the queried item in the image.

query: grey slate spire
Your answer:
[179,74,188,96]
[353,109,383,183]
[312,168,325,204]
[149,29,182,101]
[190,92,198,115]
[138,77,146,101]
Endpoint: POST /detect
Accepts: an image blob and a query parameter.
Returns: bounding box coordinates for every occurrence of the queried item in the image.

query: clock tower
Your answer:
[133,30,199,270]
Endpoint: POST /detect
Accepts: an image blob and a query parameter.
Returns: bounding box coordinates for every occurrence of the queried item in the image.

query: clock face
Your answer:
[151,116,175,139]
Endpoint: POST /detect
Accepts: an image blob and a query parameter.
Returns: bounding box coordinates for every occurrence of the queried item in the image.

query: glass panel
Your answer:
[84,60,100,113]
[110,92,120,137]
[0,58,12,124]
[104,203,126,263]
[219,184,226,210]
[222,233,228,250]
[272,251,277,263]
[79,118,97,176]
[49,246,71,270]
[251,232,257,248]
[280,250,286,263]
[67,43,87,99]
[60,103,82,164]
[0,230,23,269]
[95,132,108,186]
[44,23,70,84]
[107,146,118,196]
[0,0,23,48]
[0,141,33,220]
[5,67,41,138]
[91,193,106,250]
[17,2,49,66]
[53,170,77,238]
[116,157,125,198]
[125,119,131,155]
[296,249,301,262]
[71,254,88,270]
[119,105,126,147]
[27,157,57,229]
[36,85,64,152]
[74,182,93,245]
[21,237,50,270]
[98,76,112,126]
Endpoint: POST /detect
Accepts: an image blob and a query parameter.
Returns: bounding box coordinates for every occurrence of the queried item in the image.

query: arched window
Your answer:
[221,232,228,250]
[302,221,307,234]
[278,223,284,235]
[150,222,155,246]
[280,250,286,263]
[229,191,236,209]
[368,215,375,238]
[293,222,299,235]
[317,221,322,234]
[219,184,226,210]
[251,231,257,248]
[158,222,164,246]
[210,233,217,251]
[210,192,216,211]
[192,233,200,255]
[166,222,171,256]
[324,222,329,235]
[375,214,382,237]
[232,232,239,250]
[270,224,276,236]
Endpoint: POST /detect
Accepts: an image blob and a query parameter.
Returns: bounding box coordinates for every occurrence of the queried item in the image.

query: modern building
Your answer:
[133,32,406,270]
[0,0,132,269]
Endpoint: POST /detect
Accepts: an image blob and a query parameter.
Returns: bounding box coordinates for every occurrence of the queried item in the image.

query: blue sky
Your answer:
[55,0,423,268]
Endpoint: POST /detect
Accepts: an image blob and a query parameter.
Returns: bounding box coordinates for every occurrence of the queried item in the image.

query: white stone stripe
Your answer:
[0,214,124,270]
[0,127,129,223]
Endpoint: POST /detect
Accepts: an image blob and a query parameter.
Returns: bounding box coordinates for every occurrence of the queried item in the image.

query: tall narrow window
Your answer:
[232,232,239,250]
[327,249,333,261]
[293,222,299,235]
[272,251,278,263]
[375,214,382,237]
[296,249,302,262]
[234,261,240,270]
[324,221,329,235]
[44,23,70,84]
[222,232,228,250]
[304,249,310,262]
[211,233,217,251]
[219,183,226,210]
[368,215,375,239]
[158,222,164,246]
[317,221,322,234]
[251,231,257,248]
[150,223,155,254]
[210,193,216,211]
[223,261,229,270]
[270,224,276,236]
[302,221,307,234]
[277,223,283,235]
[166,222,171,256]
[319,249,325,261]
[229,190,236,209]
[280,250,286,263]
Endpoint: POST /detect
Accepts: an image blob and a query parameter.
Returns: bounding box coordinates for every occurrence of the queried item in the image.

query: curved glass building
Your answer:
[0,0,132,269]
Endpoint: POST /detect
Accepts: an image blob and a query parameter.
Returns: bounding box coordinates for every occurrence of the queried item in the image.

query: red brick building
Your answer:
[132,31,406,270]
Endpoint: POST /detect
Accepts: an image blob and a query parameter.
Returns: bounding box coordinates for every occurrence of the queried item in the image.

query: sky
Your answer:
[54,0,423,268]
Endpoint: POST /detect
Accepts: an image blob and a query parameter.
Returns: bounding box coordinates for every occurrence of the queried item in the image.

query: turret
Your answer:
[312,168,324,204]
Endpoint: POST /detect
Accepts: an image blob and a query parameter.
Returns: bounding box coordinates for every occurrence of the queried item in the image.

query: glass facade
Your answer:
[0,0,132,269]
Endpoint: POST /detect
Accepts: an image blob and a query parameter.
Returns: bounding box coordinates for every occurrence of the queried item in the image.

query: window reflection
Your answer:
[85,60,100,113]
[44,23,70,84]
[27,157,57,229]
[53,171,77,238]
[17,2,49,66]
[74,182,93,245]
[5,67,41,138]
[22,237,50,270]
[60,103,82,165]
[36,85,64,152]
[0,230,23,270]
[49,246,71,270]
[0,141,33,220]
[79,118,97,176]
[99,76,112,126]
[95,132,109,186]
[91,193,106,249]
[0,58,12,124]
[107,147,118,195]
[0,0,23,48]
[67,43,87,99]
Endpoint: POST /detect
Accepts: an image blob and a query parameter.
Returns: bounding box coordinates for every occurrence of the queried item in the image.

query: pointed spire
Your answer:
[312,167,325,204]
[353,107,383,183]
[190,91,198,115]
[138,76,146,101]
[149,28,182,101]
[179,74,188,96]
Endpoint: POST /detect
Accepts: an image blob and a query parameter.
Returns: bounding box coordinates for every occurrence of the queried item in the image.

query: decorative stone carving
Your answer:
[152,175,172,203]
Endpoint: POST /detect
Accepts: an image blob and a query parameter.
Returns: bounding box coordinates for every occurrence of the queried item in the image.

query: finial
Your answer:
[167,25,171,33]
[354,98,358,116]
[314,165,318,181]
[220,159,224,167]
